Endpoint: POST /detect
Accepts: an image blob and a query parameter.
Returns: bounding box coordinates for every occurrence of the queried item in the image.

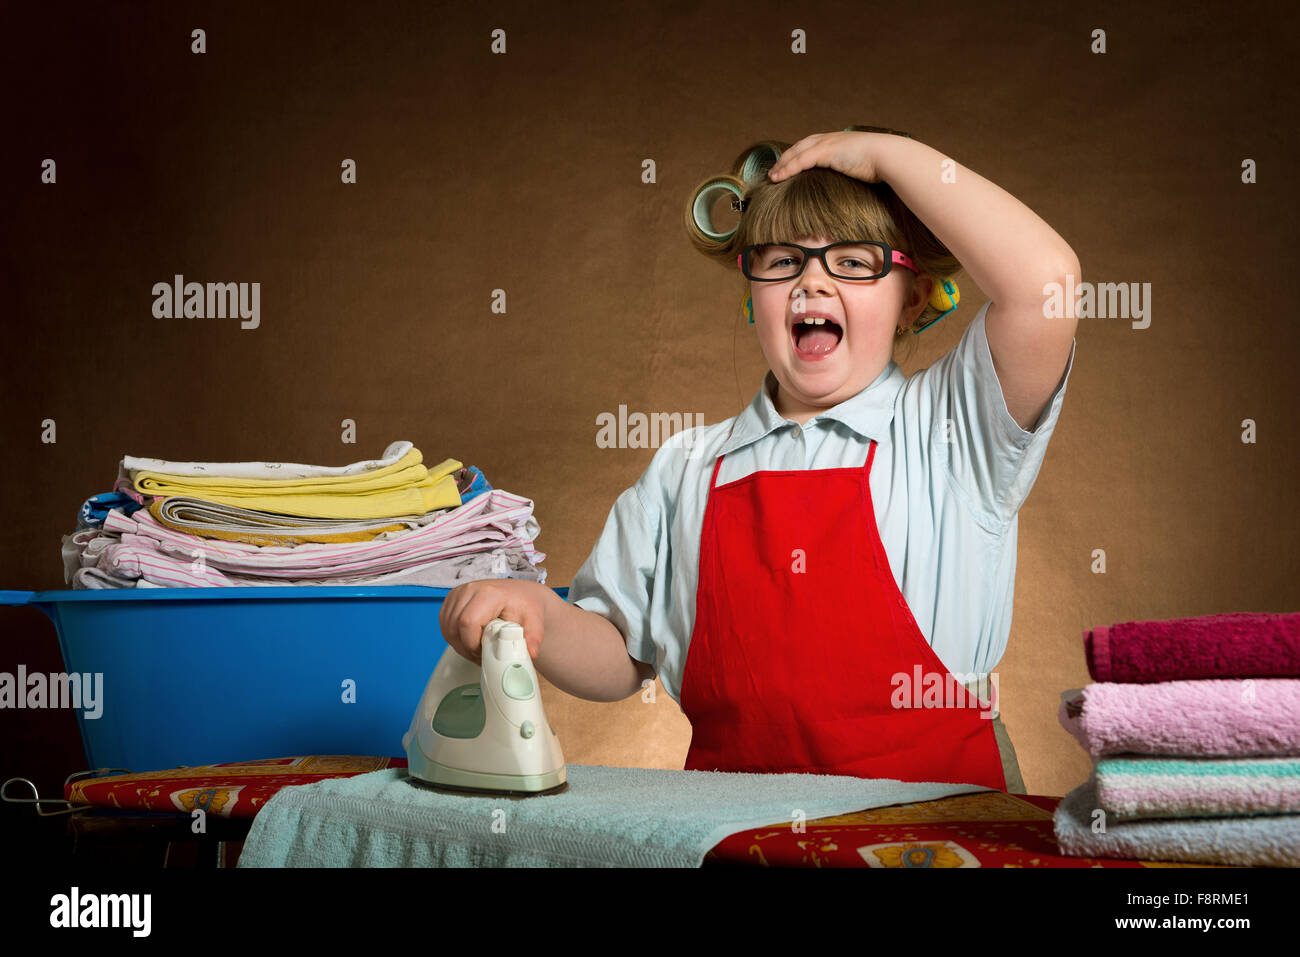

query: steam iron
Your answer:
[403,617,567,796]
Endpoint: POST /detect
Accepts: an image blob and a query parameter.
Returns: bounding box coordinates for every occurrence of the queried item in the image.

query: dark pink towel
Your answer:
[1084,612,1300,683]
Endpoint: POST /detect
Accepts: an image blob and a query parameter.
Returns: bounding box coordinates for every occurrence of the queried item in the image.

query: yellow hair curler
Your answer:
[916,278,959,333]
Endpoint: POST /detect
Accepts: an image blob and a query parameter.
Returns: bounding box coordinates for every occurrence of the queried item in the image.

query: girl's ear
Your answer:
[905,274,935,321]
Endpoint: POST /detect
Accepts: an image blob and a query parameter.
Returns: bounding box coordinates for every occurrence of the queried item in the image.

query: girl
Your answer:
[439,129,1079,792]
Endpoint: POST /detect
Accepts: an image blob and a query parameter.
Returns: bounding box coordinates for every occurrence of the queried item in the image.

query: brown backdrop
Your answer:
[3,1,1297,831]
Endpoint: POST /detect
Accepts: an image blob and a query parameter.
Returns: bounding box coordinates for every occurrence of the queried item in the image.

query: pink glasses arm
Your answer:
[892,250,919,274]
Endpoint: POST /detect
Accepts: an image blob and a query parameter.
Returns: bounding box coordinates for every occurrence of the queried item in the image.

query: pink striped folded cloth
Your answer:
[1084,611,1300,683]
[1094,754,1300,821]
[1059,680,1300,758]
[93,487,545,587]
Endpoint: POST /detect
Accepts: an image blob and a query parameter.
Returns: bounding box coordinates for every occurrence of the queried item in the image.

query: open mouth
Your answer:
[791,317,843,360]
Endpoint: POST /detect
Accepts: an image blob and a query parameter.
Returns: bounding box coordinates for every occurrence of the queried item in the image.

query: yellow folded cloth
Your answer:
[146,499,408,546]
[132,450,463,520]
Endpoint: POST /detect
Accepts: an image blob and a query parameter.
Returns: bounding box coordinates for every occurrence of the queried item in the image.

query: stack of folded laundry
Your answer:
[1053,611,1300,867]
[61,440,548,589]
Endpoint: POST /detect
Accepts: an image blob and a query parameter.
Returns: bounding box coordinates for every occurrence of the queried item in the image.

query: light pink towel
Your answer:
[1058,680,1300,758]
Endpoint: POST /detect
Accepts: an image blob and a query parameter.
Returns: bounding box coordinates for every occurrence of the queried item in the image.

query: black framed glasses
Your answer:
[737,241,919,282]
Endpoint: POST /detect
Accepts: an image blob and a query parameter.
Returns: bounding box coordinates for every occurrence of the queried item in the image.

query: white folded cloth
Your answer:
[120,441,414,480]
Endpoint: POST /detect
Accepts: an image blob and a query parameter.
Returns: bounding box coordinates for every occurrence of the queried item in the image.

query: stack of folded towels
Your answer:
[1053,611,1300,867]
[61,440,548,589]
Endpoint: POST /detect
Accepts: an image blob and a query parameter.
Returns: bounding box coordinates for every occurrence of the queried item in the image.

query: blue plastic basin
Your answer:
[1,585,569,773]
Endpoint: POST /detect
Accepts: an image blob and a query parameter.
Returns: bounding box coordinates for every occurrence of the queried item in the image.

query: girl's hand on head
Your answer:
[767,130,885,184]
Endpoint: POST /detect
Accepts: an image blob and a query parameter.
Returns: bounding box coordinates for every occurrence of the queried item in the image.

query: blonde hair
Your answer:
[685,140,960,361]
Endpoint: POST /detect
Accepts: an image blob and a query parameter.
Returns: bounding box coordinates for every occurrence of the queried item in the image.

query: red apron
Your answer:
[679,431,1007,791]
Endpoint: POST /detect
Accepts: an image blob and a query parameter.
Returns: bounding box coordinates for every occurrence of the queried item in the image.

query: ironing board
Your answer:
[53,757,1233,868]
[703,790,1232,867]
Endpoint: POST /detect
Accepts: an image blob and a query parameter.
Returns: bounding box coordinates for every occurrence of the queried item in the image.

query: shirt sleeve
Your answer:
[922,299,1076,533]
[567,461,666,674]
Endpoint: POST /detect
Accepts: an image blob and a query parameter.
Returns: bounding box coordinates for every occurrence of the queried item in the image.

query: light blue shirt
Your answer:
[569,300,1076,705]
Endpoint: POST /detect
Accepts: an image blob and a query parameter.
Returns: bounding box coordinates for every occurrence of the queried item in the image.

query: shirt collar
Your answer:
[717,362,906,458]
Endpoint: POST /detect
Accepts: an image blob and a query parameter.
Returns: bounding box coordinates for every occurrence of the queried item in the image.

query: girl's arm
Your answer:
[872,135,1080,432]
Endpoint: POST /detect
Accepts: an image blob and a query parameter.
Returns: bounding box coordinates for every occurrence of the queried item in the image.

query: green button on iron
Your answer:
[502,662,535,700]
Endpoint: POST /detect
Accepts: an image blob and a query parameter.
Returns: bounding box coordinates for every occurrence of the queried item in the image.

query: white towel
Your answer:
[120,440,413,480]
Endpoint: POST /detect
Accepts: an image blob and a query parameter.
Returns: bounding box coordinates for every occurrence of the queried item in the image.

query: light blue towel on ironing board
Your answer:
[236,764,988,867]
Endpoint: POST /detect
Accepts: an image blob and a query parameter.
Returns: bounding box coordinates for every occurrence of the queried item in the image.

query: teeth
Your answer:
[799,318,830,325]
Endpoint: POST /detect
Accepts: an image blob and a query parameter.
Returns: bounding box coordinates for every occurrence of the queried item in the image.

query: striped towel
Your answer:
[1095,755,1300,820]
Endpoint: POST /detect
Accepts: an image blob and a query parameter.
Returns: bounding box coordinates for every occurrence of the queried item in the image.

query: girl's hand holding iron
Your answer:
[439,578,556,664]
